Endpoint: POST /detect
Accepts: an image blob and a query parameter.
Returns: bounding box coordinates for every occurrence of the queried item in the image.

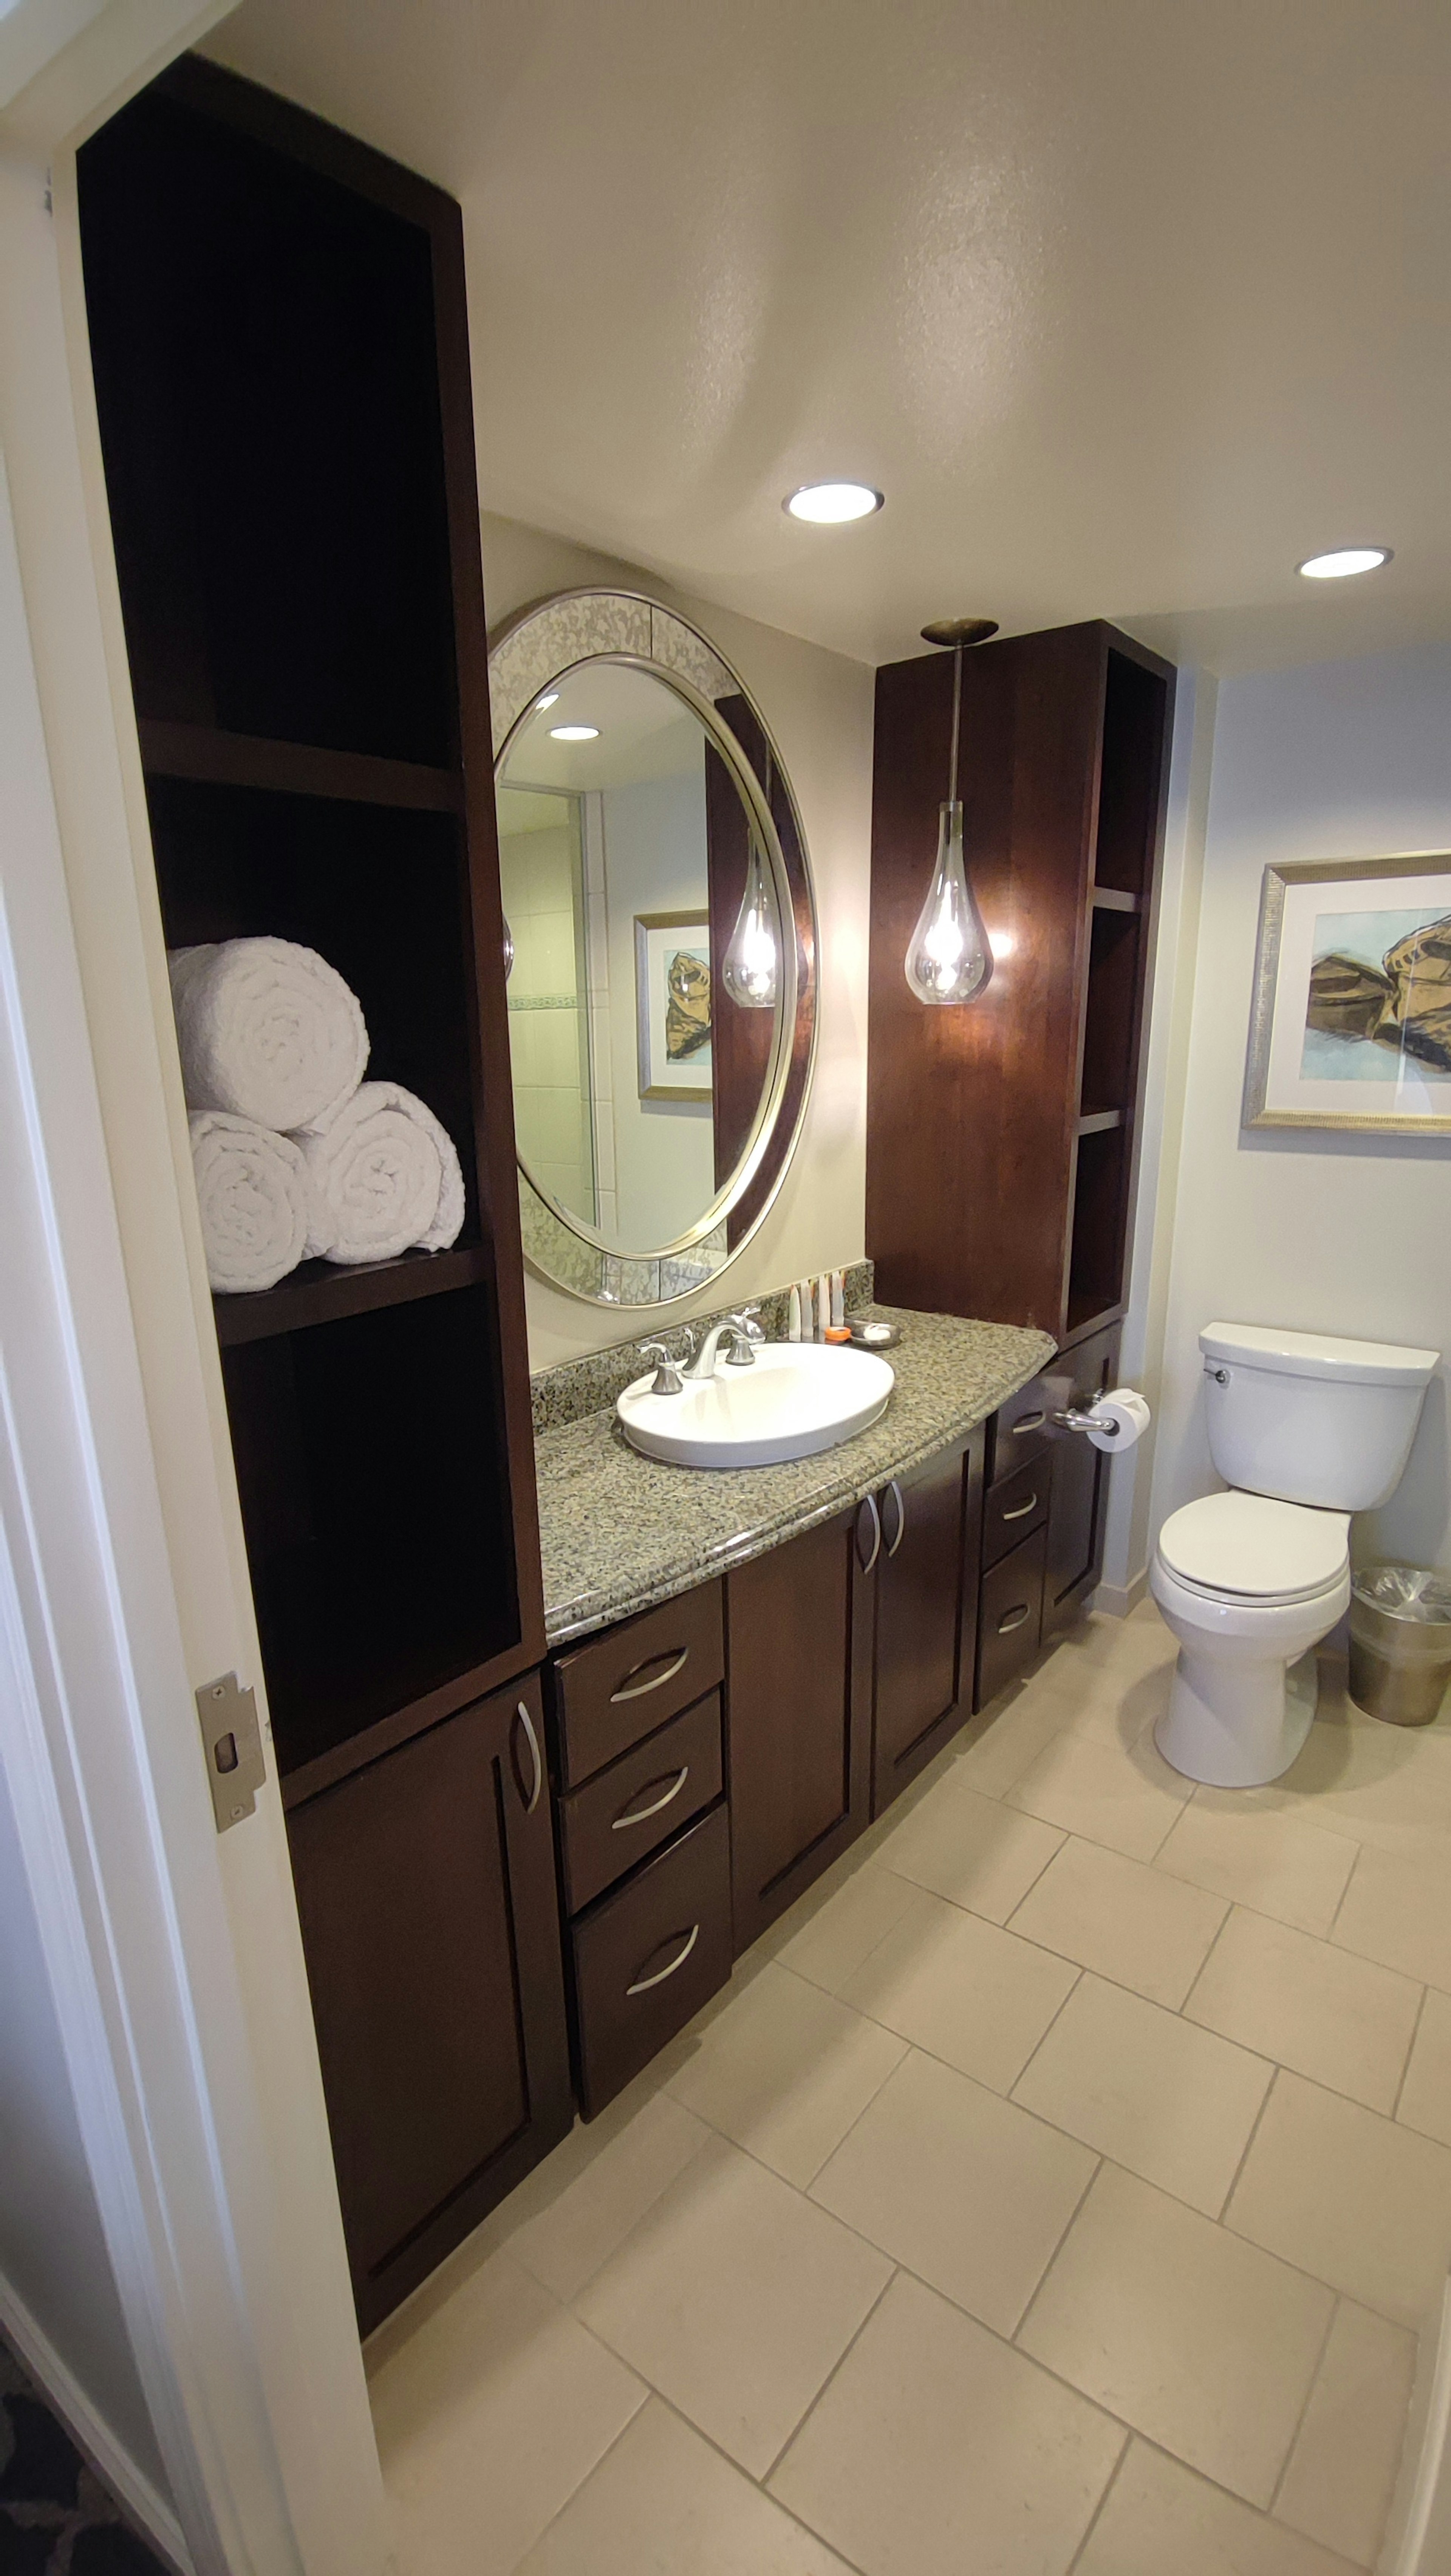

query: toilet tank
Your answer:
[1200,1322,1439,1511]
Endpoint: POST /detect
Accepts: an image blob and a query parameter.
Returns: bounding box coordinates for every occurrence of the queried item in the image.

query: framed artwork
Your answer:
[635,910,712,1101]
[1243,854,1451,1135]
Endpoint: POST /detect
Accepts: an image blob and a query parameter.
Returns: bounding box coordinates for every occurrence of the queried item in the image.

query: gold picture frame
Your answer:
[1243,852,1451,1135]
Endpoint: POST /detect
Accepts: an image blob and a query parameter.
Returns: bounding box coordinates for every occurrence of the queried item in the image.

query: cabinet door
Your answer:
[286,1673,572,2333]
[1042,1324,1122,1641]
[726,1506,874,1953]
[873,1432,984,1814]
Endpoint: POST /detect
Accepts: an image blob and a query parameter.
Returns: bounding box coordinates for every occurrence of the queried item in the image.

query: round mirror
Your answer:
[490,593,817,1305]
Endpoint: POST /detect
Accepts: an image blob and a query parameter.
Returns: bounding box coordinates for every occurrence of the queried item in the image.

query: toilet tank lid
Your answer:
[1200,1322,1440,1388]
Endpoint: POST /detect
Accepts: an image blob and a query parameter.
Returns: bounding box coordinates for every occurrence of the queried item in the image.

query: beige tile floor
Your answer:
[364,1599,1451,2576]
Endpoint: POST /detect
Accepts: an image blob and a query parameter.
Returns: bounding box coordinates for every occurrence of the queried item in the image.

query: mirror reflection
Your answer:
[496,661,786,1253]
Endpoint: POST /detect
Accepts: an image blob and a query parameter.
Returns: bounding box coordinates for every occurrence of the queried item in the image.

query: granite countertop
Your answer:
[535,1305,1055,1644]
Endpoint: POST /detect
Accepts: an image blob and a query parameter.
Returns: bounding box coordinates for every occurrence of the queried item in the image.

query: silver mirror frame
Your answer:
[490,589,818,1307]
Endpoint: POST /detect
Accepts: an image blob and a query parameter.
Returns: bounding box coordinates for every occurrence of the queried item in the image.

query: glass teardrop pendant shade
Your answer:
[721,841,780,1009]
[905,800,992,1005]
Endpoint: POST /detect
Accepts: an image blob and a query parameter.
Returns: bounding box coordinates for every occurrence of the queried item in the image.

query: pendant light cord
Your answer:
[948,644,964,804]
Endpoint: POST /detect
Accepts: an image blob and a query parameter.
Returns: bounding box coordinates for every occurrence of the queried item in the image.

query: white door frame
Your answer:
[0,10,385,2574]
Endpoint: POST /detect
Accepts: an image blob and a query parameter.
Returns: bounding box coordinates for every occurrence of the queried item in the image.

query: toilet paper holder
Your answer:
[1050,1405,1123,1438]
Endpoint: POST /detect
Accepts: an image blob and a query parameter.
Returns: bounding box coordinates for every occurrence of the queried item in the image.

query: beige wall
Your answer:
[1146,641,1451,1577]
[481,513,875,1369]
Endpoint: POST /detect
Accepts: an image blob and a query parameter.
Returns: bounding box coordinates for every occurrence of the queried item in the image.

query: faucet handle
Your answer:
[639,1340,684,1396]
[732,1306,765,1342]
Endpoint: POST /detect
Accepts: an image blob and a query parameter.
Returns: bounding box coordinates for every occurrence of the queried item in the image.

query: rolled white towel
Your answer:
[189,1111,313,1294]
[298,1082,465,1266]
[169,937,368,1133]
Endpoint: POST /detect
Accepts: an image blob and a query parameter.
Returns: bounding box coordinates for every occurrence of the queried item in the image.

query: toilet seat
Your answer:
[1157,1491,1349,1607]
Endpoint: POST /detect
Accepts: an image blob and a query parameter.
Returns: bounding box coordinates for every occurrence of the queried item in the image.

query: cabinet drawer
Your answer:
[570,1803,732,2118]
[989,1371,1055,1485]
[549,1582,724,1787]
[983,1455,1049,1571]
[558,1690,723,1917]
[976,1526,1046,1707]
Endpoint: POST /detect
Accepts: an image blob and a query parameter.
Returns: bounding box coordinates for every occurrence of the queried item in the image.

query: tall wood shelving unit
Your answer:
[79,58,545,1797]
[866,620,1174,1345]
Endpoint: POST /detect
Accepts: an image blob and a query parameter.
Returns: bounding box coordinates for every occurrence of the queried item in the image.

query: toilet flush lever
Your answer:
[1205,1365,1230,1386]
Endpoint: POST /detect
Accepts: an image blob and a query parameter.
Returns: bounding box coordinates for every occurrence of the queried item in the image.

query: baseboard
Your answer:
[1384,2279,1451,2574]
[1089,1568,1149,1619]
[0,2265,192,2576]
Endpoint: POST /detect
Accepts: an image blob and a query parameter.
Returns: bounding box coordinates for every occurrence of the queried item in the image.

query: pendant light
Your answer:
[904,616,998,1005]
[722,735,782,1010]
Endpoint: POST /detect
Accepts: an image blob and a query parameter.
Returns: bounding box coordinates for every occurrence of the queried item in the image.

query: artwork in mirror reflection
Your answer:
[495,661,784,1252]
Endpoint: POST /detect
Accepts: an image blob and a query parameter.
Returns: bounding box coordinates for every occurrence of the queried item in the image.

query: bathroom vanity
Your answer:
[76,50,1157,2342]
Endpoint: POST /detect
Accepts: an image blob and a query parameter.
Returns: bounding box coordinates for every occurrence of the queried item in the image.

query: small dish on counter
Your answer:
[617,1340,894,1471]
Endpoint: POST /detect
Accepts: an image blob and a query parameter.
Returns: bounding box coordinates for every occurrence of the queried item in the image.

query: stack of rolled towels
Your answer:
[172,937,464,1294]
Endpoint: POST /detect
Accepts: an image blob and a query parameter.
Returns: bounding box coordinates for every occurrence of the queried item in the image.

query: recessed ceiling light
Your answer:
[535,690,559,709]
[784,481,884,525]
[1297,547,1392,580]
[549,723,599,741]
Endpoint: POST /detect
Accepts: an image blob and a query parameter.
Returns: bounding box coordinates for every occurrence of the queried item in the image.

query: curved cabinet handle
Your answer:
[857,1490,882,1576]
[884,1479,906,1558]
[611,1766,689,1831]
[609,1645,690,1704]
[1011,1410,1047,1436]
[515,1701,543,1813]
[626,1923,700,1996]
[996,1603,1032,1635]
[1001,1491,1040,1522]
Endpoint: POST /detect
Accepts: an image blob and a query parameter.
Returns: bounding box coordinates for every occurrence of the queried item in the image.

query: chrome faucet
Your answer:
[638,1340,686,1396]
[686,1309,763,1379]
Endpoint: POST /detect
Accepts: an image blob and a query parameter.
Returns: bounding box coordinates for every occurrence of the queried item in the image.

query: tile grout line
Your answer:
[1175,1894,1238,2020]
[1214,2062,1280,2224]
[755,2263,901,2491]
[1391,1982,1430,2125]
[1004,1963,1085,2101]
[501,2362,654,2571]
[1063,2428,1133,2576]
[1265,2290,1341,2522]
[645,2390,873,2576]
[1326,1833,1366,1942]
[1008,2149,1105,2354]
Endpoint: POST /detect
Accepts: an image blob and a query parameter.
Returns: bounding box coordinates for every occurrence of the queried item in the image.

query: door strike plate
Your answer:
[196,1672,266,1831]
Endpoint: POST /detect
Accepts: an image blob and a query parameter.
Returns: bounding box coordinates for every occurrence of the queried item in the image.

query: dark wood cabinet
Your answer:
[569,1805,733,2118]
[871,1436,984,1813]
[726,1507,875,1952]
[866,621,1173,1346]
[285,1676,571,2334]
[975,1321,1121,1705]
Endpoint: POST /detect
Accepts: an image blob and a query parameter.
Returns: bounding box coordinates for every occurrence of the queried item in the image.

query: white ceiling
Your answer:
[203,0,1451,674]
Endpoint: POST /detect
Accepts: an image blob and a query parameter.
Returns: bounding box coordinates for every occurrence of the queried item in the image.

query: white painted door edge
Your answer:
[0,12,388,2567]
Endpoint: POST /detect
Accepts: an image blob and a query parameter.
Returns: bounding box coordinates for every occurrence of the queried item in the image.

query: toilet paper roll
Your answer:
[1084,1387,1151,1454]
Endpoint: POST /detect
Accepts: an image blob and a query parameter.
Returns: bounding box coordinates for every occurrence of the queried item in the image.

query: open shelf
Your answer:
[149,774,481,1259]
[1093,648,1170,898]
[1089,885,1140,914]
[1066,1122,1131,1338]
[215,1243,491,1347]
[139,718,460,812]
[223,1279,519,1779]
[1079,906,1141,1121]
[80,79,458,765]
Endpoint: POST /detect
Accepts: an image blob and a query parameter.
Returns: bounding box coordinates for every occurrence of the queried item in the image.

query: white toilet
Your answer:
[1151,1321,1439,1788]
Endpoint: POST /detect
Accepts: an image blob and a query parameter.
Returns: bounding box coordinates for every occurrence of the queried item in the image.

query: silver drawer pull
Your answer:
[612,1765,690,1830]
[997,1604,1032,1634]
[1001,1492,1040,1522]
[626,1923,700,1996]
[857,1490,882,1574]
[610,1645,690,1704]
[515,1702,543,1813]
[1012,1410,1046,1435]
[884,1478,906,1557]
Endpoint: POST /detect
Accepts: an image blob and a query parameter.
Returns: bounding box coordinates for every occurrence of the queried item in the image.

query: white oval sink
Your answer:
[617,1341,894,1470]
